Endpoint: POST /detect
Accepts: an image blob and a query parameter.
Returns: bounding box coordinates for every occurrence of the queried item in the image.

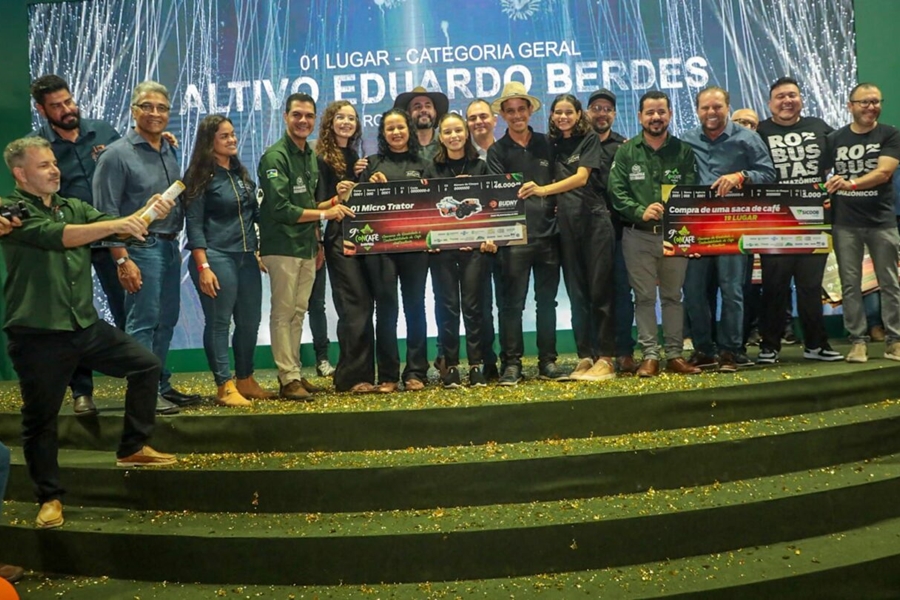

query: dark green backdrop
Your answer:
[0,0,895,380]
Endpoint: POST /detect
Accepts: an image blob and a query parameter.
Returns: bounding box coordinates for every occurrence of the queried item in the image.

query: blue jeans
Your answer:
[684,254,746,354]
[189,250,262,385]
[124,237,182,393]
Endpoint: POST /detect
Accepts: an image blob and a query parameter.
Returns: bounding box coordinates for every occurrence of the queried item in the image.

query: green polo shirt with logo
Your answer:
[609,133,697,225]
[0,188,115,331]
[257,132,320,259]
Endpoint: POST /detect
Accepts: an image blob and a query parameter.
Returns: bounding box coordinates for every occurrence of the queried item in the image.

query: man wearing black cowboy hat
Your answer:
[393,86,449,160]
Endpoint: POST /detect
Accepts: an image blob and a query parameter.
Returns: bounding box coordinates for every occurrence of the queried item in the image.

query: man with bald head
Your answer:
[731,108,759,131]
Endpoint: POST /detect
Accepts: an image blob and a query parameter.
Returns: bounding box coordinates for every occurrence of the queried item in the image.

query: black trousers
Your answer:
[498,235,561,367]
[308,260,331,363]
[326,240,377,391]
[558,206,616,358]
[69,248,128,398]
[368,251,430,383]
[759,253,829,351]
[430,250,486,366]
[8,320,160,504]
[480,253,503,368]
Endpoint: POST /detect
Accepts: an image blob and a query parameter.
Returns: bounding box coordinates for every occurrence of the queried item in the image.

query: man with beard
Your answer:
[588,88,637,374]
[29,74,124,417]
[94,81,199,415]
[393,86,449,160]
[756,77,842,364]
[826,83,900,363]
[467,98,497,159]
[609,90,702,377]
[682,86,775,373]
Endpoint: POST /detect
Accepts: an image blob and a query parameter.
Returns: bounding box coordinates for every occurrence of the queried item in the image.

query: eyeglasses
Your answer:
[589,106,615,114]
[133,103,171,114]
[849,99,883,108]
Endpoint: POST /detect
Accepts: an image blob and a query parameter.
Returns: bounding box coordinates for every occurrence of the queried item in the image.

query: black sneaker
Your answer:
[442,366,461,389]
[734,352,754,368]
[498,365,522,387]
[804,345,843,362]
[469,366,487,387]
[538,361,570,381]
[757,347,779,364]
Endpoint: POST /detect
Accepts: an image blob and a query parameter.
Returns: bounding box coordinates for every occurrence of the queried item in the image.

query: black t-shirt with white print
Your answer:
[756,116,832,183]
[828,123,900,228]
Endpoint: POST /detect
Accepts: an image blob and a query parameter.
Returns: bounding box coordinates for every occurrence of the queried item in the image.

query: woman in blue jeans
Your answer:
[184,115,272,406]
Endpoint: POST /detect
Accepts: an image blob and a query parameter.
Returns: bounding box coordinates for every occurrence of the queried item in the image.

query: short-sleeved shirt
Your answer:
[682,120,776,186]
[552,132,604,212]
[92,128,184,235]
[0,188,114,332]
[30,118,121,205]
[257,133,320,259]
[359,151,429,183]
[185,165,259,253]
[486,127,556,238]
[756,116,833,184]
[423,157,488,179]
[828,123,900,228]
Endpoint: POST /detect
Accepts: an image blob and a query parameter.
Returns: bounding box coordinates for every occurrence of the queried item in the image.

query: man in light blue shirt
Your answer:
[681,86,776,373]
[93,81,197,414]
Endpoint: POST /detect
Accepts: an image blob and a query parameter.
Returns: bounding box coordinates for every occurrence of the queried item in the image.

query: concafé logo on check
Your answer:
[349,223,380,251]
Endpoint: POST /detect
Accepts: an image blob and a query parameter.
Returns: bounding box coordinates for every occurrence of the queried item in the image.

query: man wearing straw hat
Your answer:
[486,81,565,386]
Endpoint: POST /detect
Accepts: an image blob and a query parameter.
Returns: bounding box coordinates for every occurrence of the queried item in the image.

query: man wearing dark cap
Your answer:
[588,88,637,374]
[393,86,449,160]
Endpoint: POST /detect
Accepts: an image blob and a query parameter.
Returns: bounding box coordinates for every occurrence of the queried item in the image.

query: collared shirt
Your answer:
[29,118,121,205]
[419,137,440,161]
[0,188,115,331]
[609,132,698,225]
[185,165,259,253]
[486,127,557,238]
[552,132,603,211]
[257,132,320,259]
[92,128,184,234]
[682,120,776,186]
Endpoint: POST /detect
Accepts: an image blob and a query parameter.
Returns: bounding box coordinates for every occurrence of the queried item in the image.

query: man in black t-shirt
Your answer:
[487,82,563,385]
[755,77,842,364]
[825,83,900,363]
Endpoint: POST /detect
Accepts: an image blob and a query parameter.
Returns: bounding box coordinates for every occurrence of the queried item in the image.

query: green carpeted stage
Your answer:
[2,342,900,599]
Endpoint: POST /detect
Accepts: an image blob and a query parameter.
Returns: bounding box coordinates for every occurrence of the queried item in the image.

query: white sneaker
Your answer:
[885,342,900,362]
[846,343,868,363]
[803,345,844,362]
[316,360,336,377]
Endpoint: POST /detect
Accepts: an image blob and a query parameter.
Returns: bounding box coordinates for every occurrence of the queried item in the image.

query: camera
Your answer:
[0,201,31,221]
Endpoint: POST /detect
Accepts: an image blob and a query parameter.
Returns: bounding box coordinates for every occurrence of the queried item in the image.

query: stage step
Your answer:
[12,515,900,599]
[2,452,900,586]
[5,399,900,513]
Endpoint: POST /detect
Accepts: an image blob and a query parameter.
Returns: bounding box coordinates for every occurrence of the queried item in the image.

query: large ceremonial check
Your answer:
[661,184,832,256]
[342,174,528,255]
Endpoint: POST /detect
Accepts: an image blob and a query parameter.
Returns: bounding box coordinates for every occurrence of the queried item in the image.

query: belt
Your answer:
[148,232,179,240]
[629,223,663,235]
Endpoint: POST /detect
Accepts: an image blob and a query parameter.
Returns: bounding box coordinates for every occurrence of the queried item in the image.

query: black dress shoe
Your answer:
[156,395,181,415]
[161,388,202,407]
[73,395,98,416]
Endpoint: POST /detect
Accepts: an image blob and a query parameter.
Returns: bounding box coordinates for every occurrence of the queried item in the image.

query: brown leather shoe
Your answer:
[280,380,312,400]
[688,351,718,369]
[235,376,276,399]
[0,562,24,583]
[636,358,659,377]
[36,499,64,529]
[616,355,638,374]
[666,356,702,375]
[718,351,737,373]
[299,378,321,394]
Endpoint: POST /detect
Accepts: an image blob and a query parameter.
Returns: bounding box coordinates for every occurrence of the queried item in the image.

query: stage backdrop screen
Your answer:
[28,0,856,350]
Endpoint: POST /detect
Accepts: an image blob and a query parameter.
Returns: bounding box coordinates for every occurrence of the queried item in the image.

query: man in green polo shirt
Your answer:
[0,136,177,530]
[257,93,353,400]
[609,90,702,378]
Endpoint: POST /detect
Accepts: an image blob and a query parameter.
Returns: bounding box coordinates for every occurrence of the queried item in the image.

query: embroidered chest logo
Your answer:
[664,168,682,184]
[293,176,307,195]
[629,164,646,181]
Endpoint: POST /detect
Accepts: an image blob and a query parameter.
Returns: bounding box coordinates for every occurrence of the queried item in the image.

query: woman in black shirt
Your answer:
[359,109,430,392]
[315,101,377,393]
[423,113,496,387]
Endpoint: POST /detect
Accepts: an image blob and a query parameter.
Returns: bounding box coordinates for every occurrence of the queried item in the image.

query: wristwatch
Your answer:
[740,170,750,183]
[115,256,130,266]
